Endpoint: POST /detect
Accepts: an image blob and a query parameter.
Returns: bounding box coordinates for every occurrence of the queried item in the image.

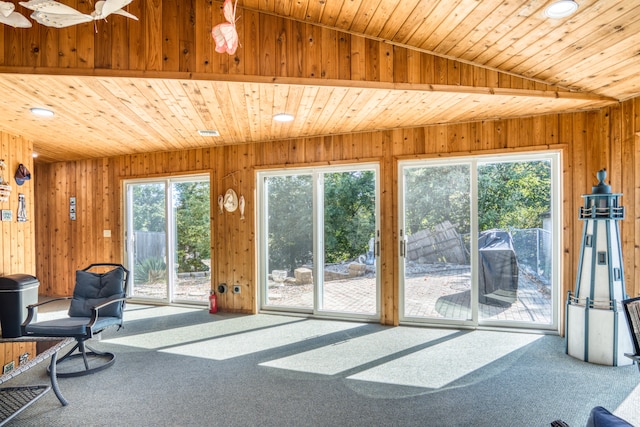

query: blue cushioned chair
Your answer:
[586,406,634,427]
[21,263,129,377]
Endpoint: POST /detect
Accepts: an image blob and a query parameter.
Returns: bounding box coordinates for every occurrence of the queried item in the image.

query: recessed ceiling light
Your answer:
[198,129,220,136]
[544,1,578,19]
[273,113,294,122]
[32,152,38,158]
[30,107,54,117]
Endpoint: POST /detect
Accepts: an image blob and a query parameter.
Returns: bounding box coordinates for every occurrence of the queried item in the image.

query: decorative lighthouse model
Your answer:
[566,169,634,366]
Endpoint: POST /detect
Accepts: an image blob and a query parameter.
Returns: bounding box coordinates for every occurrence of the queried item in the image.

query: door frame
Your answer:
[397,151,561,332]
[256,162,381,321]
[123,173,211,305]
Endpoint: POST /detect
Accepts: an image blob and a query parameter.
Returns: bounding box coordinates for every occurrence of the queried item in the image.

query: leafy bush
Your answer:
[134,257,166,284]
[178,257,208,273]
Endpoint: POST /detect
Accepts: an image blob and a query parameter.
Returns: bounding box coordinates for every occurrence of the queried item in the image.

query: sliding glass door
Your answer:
[400,163,472,323]
[258,164,379,320]
[124,175,211,305]
[399,153,560,330]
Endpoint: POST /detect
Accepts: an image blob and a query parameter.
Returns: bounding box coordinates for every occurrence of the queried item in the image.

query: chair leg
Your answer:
[78,340,90,371]
[48,338,116,378]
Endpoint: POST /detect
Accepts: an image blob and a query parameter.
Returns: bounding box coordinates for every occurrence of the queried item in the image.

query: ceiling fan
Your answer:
[0,1,31,27]
[18,0,138,28]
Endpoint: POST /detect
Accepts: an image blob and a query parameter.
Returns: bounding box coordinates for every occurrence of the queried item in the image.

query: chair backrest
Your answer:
[68,264,129,319]
[622,297,640,356]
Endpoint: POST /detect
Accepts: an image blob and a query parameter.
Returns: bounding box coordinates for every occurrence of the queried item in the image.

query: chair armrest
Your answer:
[21,297,73,327]
[86,296,128,329]
[93,296,127,311]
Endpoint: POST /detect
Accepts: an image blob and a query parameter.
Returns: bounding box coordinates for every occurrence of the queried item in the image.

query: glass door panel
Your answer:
[321,171,377,315]
[401,164,472,323]
[400,153,558,331]
[264,174,314,310]
[129,182,169,301]
[173,180,211,304]
[477,160,553,326]
[126,175,211,305]
[259,165,380,319]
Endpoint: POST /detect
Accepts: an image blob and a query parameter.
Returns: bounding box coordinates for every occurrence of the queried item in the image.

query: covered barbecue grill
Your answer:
[478,229,519,306]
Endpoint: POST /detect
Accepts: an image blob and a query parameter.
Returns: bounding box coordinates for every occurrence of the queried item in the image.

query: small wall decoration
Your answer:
[0,185,9,202]
[17,193,26,222]
[70,196,76,221]
[14,163,31,185]
[223,189,238,212]
[0,159,10,202]
[239,195,245,220]
[1,209,11,221]
[217,194,224,214]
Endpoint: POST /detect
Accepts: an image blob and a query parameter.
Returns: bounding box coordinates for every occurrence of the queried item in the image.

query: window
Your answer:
[257,164,380,320]
[124,175,211,304]
[398,152,560,330]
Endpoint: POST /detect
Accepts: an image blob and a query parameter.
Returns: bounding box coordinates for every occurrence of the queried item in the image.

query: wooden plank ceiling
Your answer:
[0,0,637,163]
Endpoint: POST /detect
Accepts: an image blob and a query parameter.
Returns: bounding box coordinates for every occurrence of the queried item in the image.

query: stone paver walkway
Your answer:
[133,265,552,326]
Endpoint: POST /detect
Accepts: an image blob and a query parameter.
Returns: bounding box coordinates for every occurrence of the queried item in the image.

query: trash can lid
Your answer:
[0,274,39,290]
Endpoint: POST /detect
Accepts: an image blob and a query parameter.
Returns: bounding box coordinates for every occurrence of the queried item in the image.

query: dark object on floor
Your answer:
[0,274,39,338]
[550,420,570,427]
[21,263,129,377]
[586,406,634,427]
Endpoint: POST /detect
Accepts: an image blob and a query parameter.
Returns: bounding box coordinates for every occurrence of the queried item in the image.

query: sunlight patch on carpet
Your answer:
[259,328,457,375]
[122,305,203,322]
[347,330,541,389]
[158,319,365,360]
[104,313,300,350]
[614,381,640,425]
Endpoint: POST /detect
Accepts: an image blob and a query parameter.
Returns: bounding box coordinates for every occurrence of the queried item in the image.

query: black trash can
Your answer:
[0,274,40,338]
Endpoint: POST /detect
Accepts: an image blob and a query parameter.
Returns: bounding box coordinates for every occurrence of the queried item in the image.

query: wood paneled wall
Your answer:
[4,1,635,328]
[0,133,35,277]
[0,341,36,370]
[0,1,565,95]
[33,96,640,327]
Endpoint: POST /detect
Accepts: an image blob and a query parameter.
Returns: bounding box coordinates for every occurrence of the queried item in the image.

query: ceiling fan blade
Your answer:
[0,12,32,28]
[30,10,93,28]
[0,1,15,18]
[19,0,85,15]
[93,0,134,20]
[110,8,138,21]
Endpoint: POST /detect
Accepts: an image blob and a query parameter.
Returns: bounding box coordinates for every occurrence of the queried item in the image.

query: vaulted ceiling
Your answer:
[0,0,638,163]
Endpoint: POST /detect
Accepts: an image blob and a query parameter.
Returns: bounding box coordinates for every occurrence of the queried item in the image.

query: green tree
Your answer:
[133,183,165,232]
[478,161,550,231]
[266,171,377,272]
[175,181,211,272]
[404,165,470,236]
[267,175,313,273]
[324,171,375,263]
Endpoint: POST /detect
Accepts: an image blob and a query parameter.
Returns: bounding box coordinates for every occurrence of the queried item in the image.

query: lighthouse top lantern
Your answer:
[579,169,624,220]
[592,169,611,194]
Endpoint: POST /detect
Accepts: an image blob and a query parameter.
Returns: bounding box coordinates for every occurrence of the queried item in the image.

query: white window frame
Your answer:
[398,151,561,332]
[256,163,381,321]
